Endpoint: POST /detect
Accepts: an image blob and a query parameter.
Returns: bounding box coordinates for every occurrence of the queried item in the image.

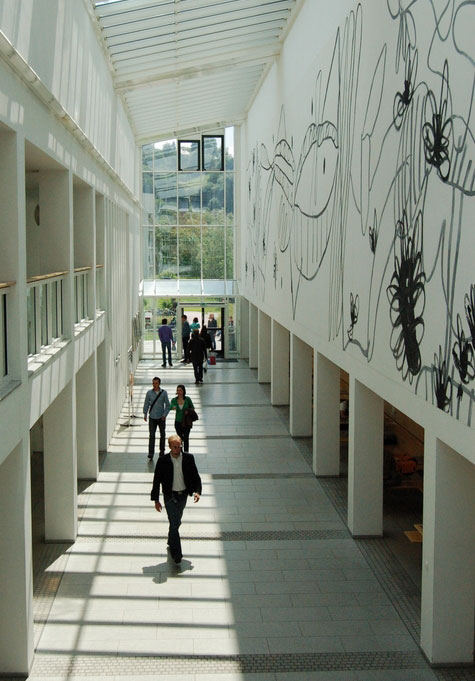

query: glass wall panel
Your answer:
[225,127,234,170]
[202,173,224,225]
[143,227,155,279]
[154,139,177,171]
[226,174,234,225]
[178,226,201,278]
[203,136,223,170]
[142,144,153,170]
[154,173,177,225]
[202,226,225,279]
[226,226,234,279]
[39,284,48,347]
[51,282,58,339]
[155,226,178,278]
[179,141,200,171]
[178,173,201,225]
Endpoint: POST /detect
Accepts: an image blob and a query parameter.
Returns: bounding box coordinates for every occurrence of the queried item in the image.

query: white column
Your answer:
[97,340,108,451]
[289,334,313,436]
[257,309,271,383]
[240,297,249,359]
[314,352,340,476]
[43,381,77,541]
[347,377,384,536]
[76,353,98,480]
[271,320,290,405]
[421,435,475,664]
[249,303,258,369]
[0,442,34,674]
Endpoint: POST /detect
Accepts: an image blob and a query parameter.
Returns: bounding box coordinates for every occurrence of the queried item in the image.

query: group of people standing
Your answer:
[181,314,217,384]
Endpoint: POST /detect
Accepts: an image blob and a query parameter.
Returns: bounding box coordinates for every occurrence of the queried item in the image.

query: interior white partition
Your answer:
[43,381,77,541]
[258,309,271,382]
[421,435,475,664]
[76,353,98,479]
[289,333,313,436]
[240,297,249,358]
[313,353,340,476]
[347,377,384,536]
[249,303,258,369]
[0,442,34,675]
[271,320,290,405]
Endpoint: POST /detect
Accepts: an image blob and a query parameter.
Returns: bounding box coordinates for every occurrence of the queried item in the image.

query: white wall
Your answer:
[0,0,137,194]
[241,0,475,462]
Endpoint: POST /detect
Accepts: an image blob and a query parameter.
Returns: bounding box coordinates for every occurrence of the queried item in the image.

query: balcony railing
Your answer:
[27,272,66,356]
[0,281,14,378]
[74,267,91,324]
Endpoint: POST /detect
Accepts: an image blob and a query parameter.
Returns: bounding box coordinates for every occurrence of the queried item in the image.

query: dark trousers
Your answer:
[175,420,191,453]
[161,341,172,366]
[164,492,187,560]
[182,336,190,362]
[148,417,166,457]
[193,361,203,382]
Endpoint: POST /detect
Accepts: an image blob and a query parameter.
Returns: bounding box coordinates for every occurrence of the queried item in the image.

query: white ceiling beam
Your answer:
[114,44,279,92]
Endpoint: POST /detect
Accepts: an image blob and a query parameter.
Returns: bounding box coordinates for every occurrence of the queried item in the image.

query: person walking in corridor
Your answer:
[181,315,191,363]
[169,384,195,453]
[143,377,170,460]
[151,435,201,564]
[158,318,173,367]
[188,329,206,384]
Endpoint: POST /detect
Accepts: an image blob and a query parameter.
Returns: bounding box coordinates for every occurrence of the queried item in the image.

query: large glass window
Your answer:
[142,128,235,280]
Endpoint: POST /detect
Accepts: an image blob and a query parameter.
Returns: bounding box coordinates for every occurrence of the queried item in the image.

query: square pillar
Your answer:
[43,380,77,541]
[249,303,258,369]
[0,442,34,675]
[313,353,340,476]
[290,334,313,436]
[257,309,271,383]
[271,320,289,405]
[421,435,475,664]
[347,377,384,536]
[240,297,249,359]
[76,353,98,480]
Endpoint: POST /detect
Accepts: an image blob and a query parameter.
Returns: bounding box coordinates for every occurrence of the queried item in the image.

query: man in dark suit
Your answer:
[150,434,201,563]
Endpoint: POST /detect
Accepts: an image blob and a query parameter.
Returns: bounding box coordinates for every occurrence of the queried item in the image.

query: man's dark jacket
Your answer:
[188,335,206,363]
[150,453,202,502]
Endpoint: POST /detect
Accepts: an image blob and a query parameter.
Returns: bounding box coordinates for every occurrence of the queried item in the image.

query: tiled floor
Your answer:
[20,360,474,680]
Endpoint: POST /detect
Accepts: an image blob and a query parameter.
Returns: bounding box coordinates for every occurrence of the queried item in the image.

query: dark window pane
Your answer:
[155,227,178,278]
[142,144,153,170]
[178,226,201,278]
[202,226,225,279]
[202,173,224,224]
[154,173,177,225]
[203,136,223,171]
[154,140,177,171]
[178,173,201,225]
[179,140,200,171]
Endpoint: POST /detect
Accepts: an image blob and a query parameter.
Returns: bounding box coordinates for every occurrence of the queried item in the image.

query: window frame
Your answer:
[202,135,224,171]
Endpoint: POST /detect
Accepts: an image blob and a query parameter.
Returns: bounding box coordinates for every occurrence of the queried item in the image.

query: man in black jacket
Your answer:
[151,434,201,563]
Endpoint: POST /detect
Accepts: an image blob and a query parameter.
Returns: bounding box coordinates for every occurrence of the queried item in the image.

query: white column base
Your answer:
[289,334,313,436]
[258,309,271,383]
[271,320,290,405]
[314,353,340,476]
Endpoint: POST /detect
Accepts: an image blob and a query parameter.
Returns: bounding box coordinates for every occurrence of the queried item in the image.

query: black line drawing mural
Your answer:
[246,0,475,425]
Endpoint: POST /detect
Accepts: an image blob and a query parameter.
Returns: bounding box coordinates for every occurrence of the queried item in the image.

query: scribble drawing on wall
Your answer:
[246,0,474,425]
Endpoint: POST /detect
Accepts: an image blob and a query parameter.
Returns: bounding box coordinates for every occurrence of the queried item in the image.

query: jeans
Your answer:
[175,420,191,453]
[161,340,172,366]
[193,361,203,382]
[164,492,187,560]
[148,417,166,457]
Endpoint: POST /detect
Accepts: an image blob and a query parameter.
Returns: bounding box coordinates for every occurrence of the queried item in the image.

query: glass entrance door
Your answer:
[180,305,225,357]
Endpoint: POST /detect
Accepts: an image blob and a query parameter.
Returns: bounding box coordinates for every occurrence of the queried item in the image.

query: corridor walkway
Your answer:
[26,360,446,680]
